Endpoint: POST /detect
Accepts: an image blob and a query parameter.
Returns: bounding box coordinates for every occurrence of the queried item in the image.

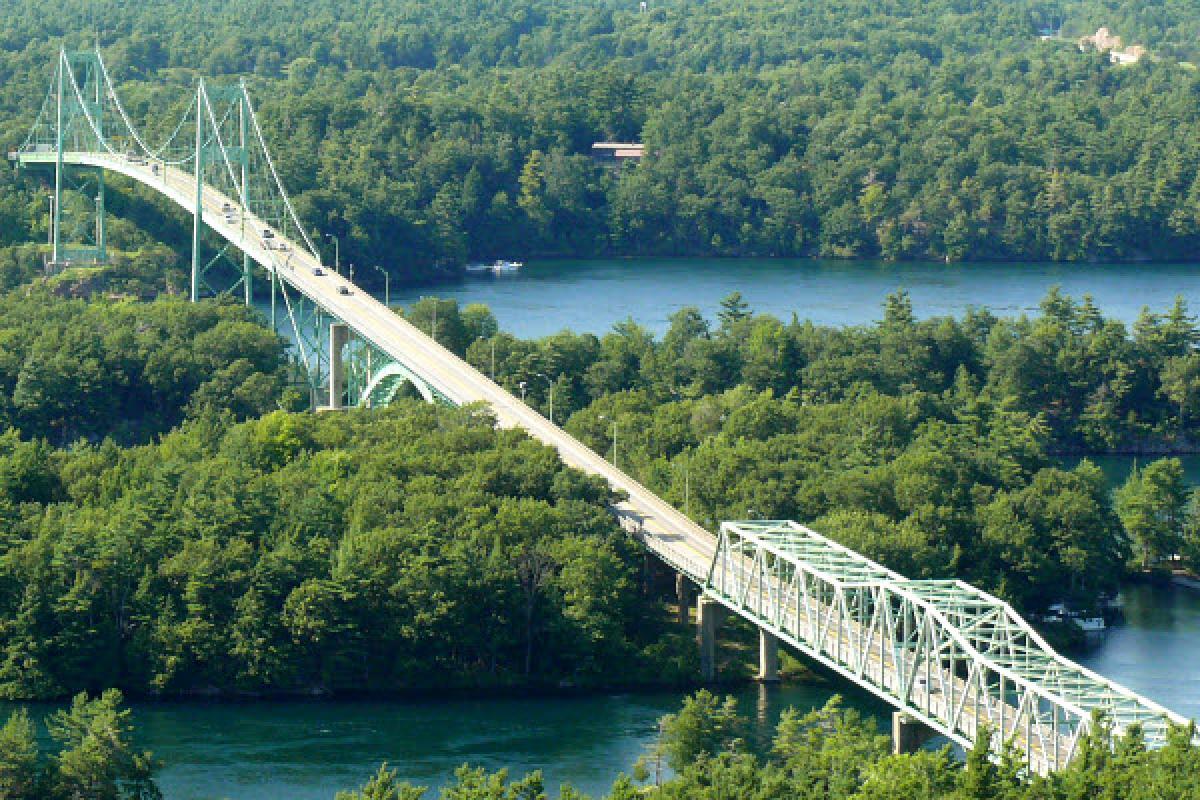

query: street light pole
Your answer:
[600,415,618,467]
[476,336,496,378]
[612,418,618,467]
[324,235,338,275]
[535,373,555,424]
[373,265,389,307]
[325,233,339,275]
[678,452,690,516]
[518,380,527,402]
[348,262,354,282]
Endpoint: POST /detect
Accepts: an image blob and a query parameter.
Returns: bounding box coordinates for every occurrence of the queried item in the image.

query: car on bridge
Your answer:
[337,285,352,296]
[312,267,325,276]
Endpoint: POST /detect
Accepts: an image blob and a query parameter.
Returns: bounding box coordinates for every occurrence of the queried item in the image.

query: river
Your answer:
[26,582,1181,799]
[63,258,1200,797]
[129,683,888,799]
[387,257,1200,338]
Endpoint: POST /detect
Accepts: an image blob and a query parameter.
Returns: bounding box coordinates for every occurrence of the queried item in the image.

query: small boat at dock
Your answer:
[465,259,523,275]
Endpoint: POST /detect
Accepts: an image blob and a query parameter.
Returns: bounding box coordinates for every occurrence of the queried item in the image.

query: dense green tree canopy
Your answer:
[333,692,1200,800]
[0,690,160,800]
[0,401,695,699]
[8,287,1200,702]
[0,291,291,444]
[4,1,1200,282]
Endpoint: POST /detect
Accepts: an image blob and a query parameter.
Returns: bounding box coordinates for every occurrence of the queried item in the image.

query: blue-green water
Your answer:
[14,683,887,800]
[8,583,1189,800]
[77,258,1200,797]
[388,258,1200,338]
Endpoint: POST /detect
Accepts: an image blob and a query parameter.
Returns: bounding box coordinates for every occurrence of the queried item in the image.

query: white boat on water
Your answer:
[465,259,523,275]
[1041,602,1107,633]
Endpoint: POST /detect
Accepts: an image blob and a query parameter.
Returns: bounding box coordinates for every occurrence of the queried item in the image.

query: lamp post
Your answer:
[676,452,691,516]
[348,262,354,282]
[373,265,389,307]
[476,336,496,378]
[324,233,339,275]
[518,380,527,402]
[600,414,618,467]
[534,373,555,424]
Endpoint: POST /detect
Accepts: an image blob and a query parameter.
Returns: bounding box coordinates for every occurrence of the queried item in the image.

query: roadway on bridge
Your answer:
[32,150,718,588]
[28,148,1191,777]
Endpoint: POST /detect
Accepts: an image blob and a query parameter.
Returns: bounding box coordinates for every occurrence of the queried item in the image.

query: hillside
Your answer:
[2,0,1200,283]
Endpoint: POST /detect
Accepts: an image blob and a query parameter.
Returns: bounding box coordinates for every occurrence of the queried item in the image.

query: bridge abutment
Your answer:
[697,596,725,681]
[891,712,935,755]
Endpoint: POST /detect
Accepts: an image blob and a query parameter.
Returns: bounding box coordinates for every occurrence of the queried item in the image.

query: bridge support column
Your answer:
[675,573,690,626]
[329,323,349,409]
[757,630,780,682]
[697,596,725,682]
[94,167,106,264]
[892,712,935,755]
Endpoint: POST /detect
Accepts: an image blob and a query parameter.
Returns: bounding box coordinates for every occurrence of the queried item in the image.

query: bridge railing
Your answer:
[16,51,1198,778]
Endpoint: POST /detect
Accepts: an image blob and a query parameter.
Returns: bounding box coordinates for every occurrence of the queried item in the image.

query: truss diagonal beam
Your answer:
[705,520,1195,776]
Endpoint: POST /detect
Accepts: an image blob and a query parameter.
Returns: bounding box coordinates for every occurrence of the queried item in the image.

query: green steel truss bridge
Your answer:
[11,48,1194,775]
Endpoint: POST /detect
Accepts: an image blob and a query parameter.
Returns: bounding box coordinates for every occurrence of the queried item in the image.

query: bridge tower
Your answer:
[12,47,452,413]
[188,81,261,306]
[29,50,111,270]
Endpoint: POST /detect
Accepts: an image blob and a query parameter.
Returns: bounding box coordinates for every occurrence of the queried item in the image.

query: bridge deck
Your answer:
[21,149,717,587]
[22,147,1193,776]
[710,520,1193,774]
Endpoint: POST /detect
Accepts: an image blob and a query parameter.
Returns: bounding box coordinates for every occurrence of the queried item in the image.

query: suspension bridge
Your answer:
[10,48,1195,775]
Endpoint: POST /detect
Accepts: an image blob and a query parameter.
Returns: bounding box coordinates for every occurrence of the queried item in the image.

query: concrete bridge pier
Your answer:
[697,596,725,681]
[675,573,691,625]
[892,712,935,755]
[757,630,780,682]
[329,323,349,409]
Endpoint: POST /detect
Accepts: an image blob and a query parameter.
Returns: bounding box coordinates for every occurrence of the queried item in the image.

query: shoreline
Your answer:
[385,254,1200,292]
[2,675,788,707]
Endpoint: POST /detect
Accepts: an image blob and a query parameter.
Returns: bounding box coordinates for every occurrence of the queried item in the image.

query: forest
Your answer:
[0,398,696,699]
[4,0,1200,282]
[4,0,1200,792]
[2,287,1200,699]
[6,687,1200,799]
[330,689,1200,800]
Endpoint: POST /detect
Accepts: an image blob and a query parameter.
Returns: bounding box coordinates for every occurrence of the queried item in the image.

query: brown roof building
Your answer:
[591,142,645,166]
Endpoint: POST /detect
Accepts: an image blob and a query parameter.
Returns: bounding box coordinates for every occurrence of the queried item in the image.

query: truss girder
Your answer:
[14,53,1199,776]
[705,520,1194,776]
